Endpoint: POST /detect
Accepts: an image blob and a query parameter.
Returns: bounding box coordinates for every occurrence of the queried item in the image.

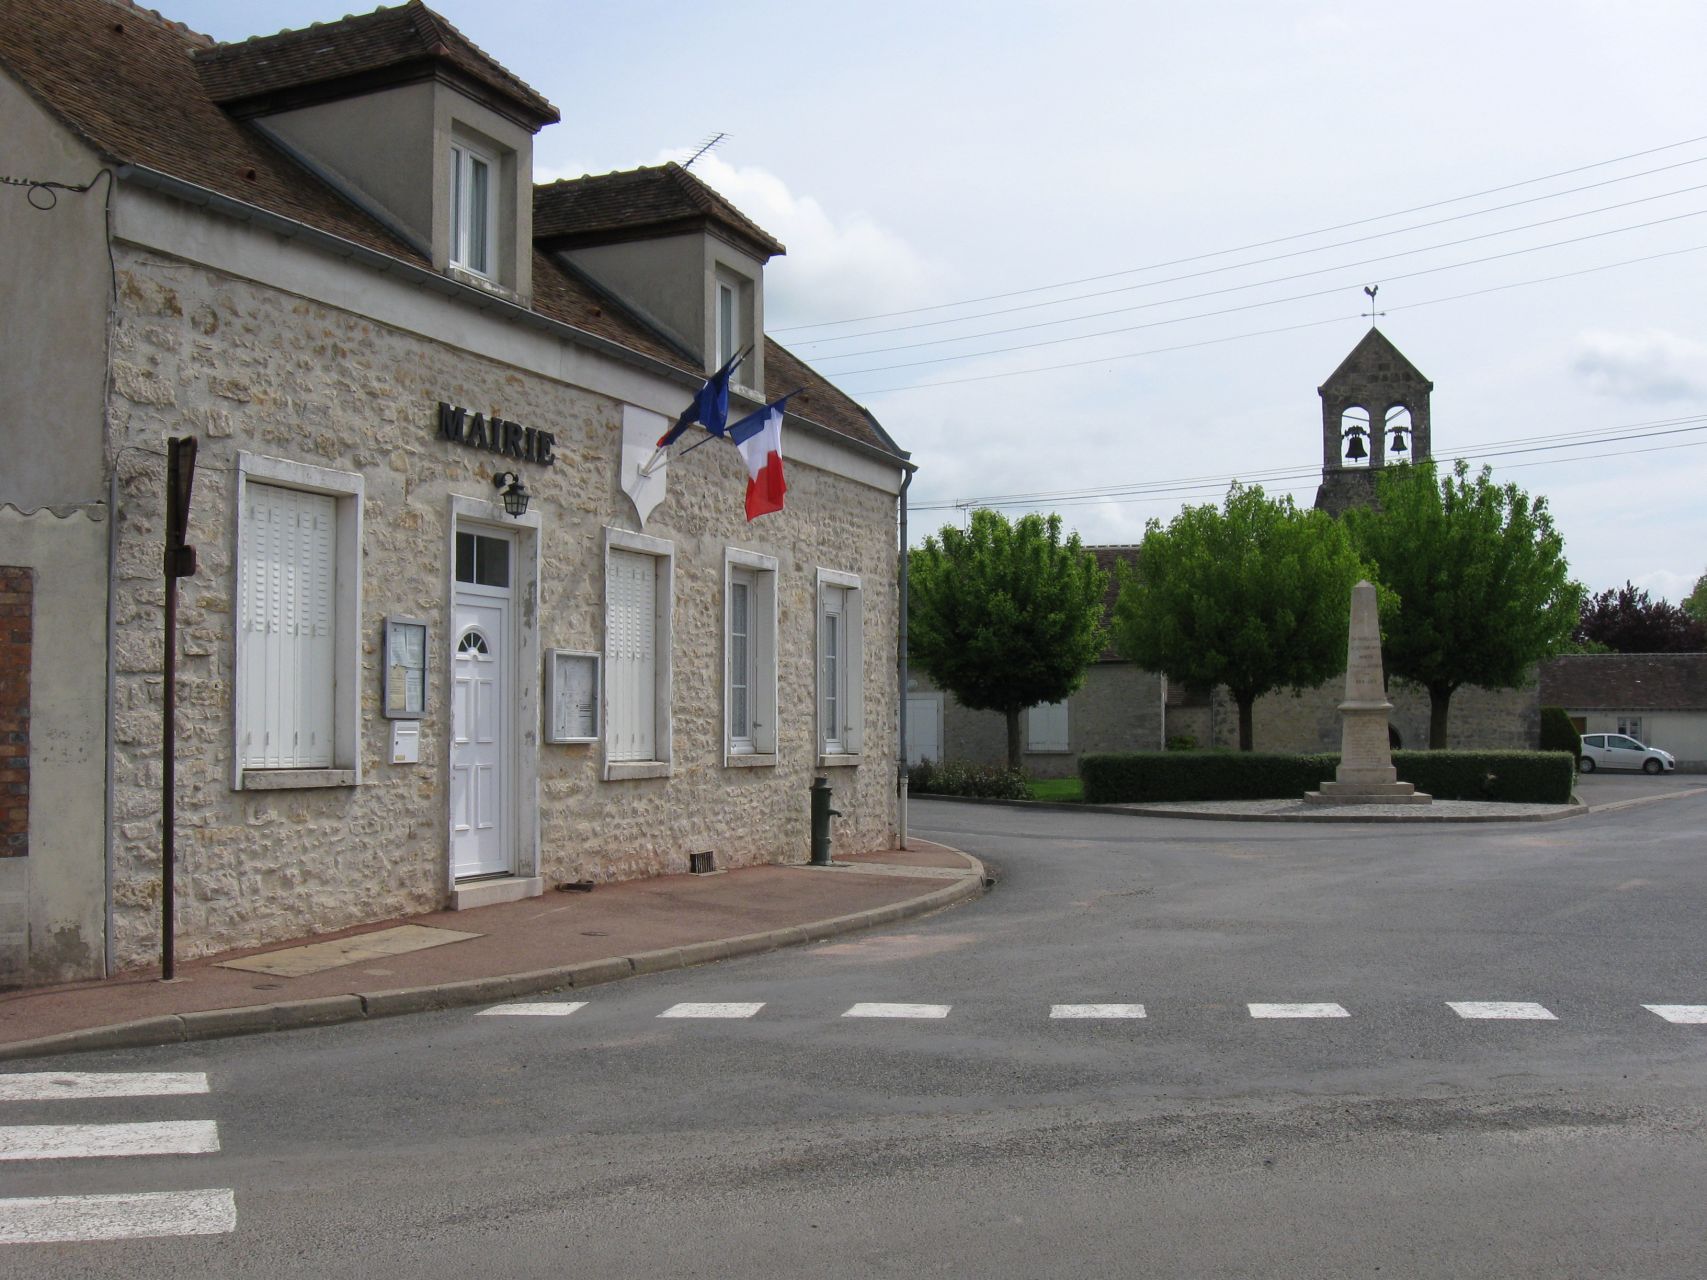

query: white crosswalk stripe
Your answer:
[1249,1003,1350,1018]
[0,1190,236,1244]
[0,1072,209,1102]
[1050,1004,1146,1019]
[0,1072,233,1244]
[1447,1001,1557,1020]
[478,1001,587,1017]
[659,1002,765,1018]
[843,1002,952,1019]
[1644,1004,1707,1024]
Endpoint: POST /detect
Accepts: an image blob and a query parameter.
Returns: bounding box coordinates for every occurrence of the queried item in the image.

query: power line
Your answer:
[796,154,1707,350]
[819,192,1707,374]
[854,242,1707,395]
[910,417,1707,514]
[773,133,1707,334]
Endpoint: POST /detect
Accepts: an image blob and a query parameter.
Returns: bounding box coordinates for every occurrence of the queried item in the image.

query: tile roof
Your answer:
[1539,653,1707,711]
[194,1,558,127]
[2,0,897,461]
[535,163,787,260]
[0,0,427,263]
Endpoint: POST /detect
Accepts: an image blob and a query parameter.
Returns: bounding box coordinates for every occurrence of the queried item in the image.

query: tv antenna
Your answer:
[1362,284,1386,327]
[682,132,728,169]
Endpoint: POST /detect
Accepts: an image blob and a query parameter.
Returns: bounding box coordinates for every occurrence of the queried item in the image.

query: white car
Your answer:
[1578,733,1676,774]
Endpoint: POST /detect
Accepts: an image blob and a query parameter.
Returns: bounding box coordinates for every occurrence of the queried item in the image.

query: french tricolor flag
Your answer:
[728,394,794,520]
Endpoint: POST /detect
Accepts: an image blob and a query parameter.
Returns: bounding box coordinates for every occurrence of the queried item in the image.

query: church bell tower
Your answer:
[1314,327,1433,516]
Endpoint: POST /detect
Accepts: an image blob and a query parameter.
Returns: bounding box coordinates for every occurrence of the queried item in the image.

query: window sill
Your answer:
[238,768,358,791]
[605,760,671,781]
[817,753,861,768]
[724,752,777,769]
[446,265,517,302]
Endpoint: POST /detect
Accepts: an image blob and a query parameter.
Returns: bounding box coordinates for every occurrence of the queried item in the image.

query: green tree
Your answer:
[909,510,1109,769]
[1110,484,1366,751]
[1684,570,1707,622]
[1346,460,1582,749]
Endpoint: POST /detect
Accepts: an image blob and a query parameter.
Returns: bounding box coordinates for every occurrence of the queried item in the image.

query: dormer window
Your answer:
[450,141,497,278]
[715,267,754,381]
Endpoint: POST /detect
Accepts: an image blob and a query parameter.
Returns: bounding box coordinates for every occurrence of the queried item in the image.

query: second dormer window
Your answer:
[450,142,496,277]
[717,277,739,368]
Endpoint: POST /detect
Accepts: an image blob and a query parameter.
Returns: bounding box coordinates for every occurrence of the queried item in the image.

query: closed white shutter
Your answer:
[607,549,657,761]
[1027,699,1070,753]
[239,484,336,768]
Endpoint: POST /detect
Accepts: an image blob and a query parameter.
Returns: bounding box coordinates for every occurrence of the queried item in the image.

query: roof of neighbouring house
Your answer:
[1539,653,1707,711]
[0,0,901,461]
[535,163,787,261]
[193,0,559,126]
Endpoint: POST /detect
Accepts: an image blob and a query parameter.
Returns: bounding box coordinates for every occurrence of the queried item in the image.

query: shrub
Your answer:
[907,759,1031,800]
[1079,749,1576,805]
[1165,734,1198,752]
[1080,751,1337,803]
[1392,750,1575,803]
[1539,706,1582,765]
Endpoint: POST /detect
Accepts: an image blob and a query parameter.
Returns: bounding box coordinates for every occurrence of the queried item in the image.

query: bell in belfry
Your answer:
[1389,429,1407,454]
[1343,431,1367,461]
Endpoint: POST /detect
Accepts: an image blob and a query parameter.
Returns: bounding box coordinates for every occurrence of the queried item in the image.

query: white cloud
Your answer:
[1571,329,1707,403]
[659,154,949,329]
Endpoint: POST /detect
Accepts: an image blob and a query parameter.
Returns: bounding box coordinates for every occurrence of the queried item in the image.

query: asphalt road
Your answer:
[6,785,1706,1277]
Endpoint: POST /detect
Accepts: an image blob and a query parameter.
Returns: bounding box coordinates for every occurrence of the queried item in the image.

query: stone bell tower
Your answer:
[1314,327,1433,516]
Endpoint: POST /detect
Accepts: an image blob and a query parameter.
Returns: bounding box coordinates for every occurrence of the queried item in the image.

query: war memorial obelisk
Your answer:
[1305,580,1432,805]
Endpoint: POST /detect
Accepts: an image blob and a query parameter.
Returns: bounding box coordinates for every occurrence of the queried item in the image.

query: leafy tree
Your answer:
[1575,581,1707,652]
[909,510,1109,769]
[1681,570,1707,623]
[1110,484,1366,751]
[1346,460,1581,749]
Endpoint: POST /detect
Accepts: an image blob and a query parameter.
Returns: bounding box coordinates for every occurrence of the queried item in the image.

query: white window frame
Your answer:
[724,549,778,767]
[232,452,364,790]
[1026,699,1071,753]
[603,527,674,780]
[449,139,499,279]
[816,568,864,766]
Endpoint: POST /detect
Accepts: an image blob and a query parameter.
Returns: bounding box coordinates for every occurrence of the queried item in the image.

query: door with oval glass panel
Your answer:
[450,528,513,880]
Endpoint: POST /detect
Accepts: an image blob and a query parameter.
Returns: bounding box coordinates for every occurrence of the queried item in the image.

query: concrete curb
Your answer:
[1576,785,1707,815]
[0,852,988,1063]
[912,793,1591,823]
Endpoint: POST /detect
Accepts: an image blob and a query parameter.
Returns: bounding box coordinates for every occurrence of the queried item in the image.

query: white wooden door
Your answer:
[451,589,511,879]
[907,693,942,766]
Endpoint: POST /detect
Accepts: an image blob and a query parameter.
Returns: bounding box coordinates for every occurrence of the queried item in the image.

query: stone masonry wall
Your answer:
[932,662,1164,778]
[1195,678,1540,753]
[105,249,899,969]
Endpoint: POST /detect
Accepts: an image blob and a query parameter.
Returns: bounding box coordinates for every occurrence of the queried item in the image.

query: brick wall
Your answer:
[0,567,30,858]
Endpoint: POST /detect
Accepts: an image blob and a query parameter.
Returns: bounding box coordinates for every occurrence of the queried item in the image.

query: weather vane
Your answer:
[1362,285,1385,327]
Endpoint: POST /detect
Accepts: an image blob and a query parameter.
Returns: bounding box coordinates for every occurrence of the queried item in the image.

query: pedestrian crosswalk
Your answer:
[474,997,1707,1025]
[0,1072,235,1245]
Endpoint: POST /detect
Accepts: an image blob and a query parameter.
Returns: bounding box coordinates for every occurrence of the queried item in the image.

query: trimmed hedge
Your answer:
[1539,705,1582,765]
[907,758,1032,800]
[1080,749,1576,805]
[1080,751,1336,803]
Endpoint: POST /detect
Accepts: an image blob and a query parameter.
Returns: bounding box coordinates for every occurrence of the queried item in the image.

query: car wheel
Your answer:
[1578,756,1595,773]
[1643,758,1663,775]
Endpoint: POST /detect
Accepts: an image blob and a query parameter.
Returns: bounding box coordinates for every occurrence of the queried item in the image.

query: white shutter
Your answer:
[1027,699,1070,753]
[607,549,656,761]
[240,484,335,768]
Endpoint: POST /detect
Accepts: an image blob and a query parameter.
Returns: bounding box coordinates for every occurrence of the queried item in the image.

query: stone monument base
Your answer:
[1304,780,1433,805]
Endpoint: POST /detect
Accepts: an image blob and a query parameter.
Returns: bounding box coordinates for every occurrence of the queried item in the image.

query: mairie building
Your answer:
[0,0,912,986]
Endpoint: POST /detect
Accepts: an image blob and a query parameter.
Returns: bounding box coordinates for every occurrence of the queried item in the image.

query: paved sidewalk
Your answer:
[0,842,986,1062]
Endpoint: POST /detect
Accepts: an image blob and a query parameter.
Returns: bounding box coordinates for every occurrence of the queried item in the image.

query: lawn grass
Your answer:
[1028,777,1083,803]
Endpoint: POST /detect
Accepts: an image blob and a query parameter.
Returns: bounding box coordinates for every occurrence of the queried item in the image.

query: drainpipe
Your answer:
[897,467,913,850]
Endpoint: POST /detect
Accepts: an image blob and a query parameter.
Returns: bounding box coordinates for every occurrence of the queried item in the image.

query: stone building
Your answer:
[0,0,911,987]
[920,329,1536,772]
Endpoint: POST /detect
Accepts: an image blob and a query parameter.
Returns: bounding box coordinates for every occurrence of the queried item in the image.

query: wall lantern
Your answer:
[493,470,531,517]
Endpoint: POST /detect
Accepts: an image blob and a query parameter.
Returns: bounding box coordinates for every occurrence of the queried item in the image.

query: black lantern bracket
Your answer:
[493,470,531,517]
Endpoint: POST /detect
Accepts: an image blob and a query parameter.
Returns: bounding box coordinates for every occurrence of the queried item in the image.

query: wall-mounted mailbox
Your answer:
[545,649,600,744]
[390,720,421,764]
[383,616,427,719]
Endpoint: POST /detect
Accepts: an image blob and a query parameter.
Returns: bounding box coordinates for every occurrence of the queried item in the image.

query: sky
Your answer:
[167,0,1707,603]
